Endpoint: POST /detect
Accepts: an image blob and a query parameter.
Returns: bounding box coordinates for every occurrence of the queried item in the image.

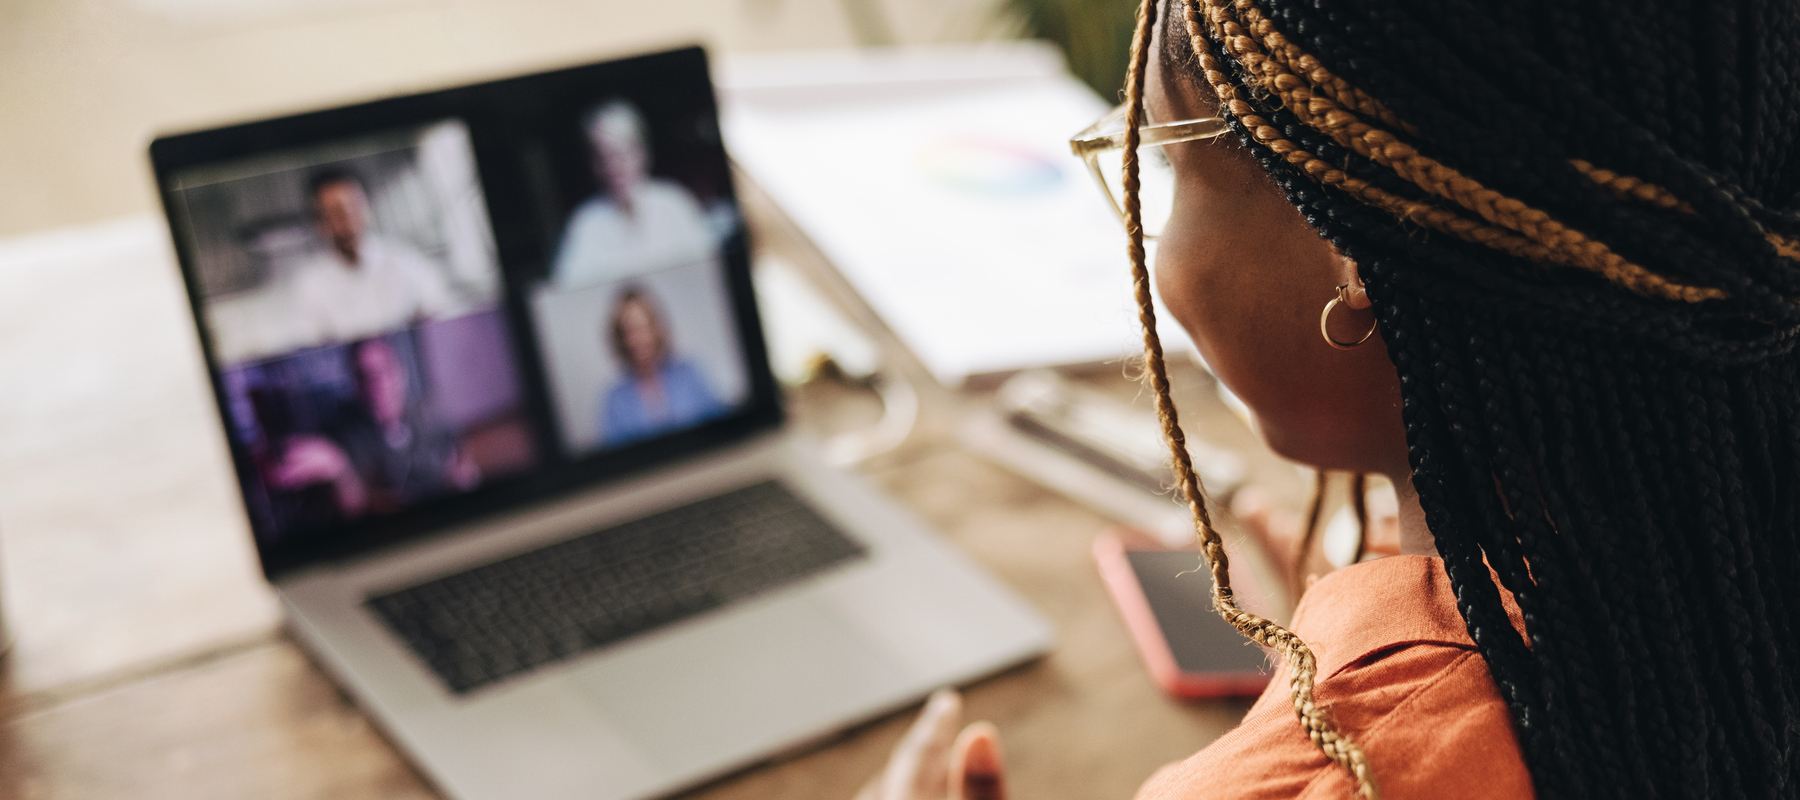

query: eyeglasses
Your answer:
[1069,102,1228,239]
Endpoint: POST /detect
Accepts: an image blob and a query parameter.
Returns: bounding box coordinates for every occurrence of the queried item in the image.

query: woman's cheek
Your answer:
[1152,180,1211,334]
[1153,192,1263,376]
[1152,192,1331,427]
[1152,228,1212,350]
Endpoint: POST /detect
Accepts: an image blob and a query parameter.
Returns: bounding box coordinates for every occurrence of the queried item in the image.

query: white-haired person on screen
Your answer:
[551,100,718,287]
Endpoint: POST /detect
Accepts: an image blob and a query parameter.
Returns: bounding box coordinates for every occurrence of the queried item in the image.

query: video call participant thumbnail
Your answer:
[259,337,478,520]
[178,120,501,366]
[529,260,751,455]
[550,100,718,287]
[287,168,462,345]
[597,285,727,446]
[227,311,534,542]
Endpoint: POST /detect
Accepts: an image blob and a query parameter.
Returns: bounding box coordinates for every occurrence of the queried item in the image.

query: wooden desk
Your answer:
[0,218,1294,799]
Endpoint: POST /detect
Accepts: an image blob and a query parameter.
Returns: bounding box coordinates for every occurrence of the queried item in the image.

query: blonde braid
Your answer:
[1292,469,1328,598]
[1223,0,1409,132]
[1178,7,1631,293]
[1196,0,1726,303]
[1348,472,1371,564]
[1121,0,1379,795]
[1568,158,1694,212]
[1570,158,1800,262]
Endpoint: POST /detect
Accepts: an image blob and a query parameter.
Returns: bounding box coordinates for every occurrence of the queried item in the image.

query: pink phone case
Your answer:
[1093,531,1271,699]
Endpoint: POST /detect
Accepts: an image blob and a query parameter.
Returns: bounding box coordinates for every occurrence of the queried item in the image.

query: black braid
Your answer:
[1324,0,1800,298]
[1162,0,1800,796]
[1617,354,1714,797]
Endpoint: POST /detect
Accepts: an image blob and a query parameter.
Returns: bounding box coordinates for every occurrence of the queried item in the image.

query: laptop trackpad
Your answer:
[564,592,908,771]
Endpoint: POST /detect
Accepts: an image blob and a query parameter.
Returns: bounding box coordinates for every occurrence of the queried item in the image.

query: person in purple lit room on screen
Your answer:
[266,338,479,518]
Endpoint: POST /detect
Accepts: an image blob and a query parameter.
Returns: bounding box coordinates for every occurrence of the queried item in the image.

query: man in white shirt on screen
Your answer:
[284,168,461,345]
[550,100,718,288]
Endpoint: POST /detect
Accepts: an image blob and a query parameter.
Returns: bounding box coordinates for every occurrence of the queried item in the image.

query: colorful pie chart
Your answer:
[916,137,1066,197]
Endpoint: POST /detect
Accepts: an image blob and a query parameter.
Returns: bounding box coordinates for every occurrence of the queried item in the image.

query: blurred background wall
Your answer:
[0,0,1132,239]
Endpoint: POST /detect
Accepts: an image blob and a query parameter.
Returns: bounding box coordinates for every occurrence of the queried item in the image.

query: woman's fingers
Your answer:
[951,722,1006,800]
[856,691,1011,800]
[879,689,963,799]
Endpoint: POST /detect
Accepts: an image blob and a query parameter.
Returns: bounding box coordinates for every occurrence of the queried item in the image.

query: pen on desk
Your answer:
[997,370,1245,500]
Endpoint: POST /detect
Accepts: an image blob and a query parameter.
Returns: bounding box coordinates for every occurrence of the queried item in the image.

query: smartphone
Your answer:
[1094,533,1272,698]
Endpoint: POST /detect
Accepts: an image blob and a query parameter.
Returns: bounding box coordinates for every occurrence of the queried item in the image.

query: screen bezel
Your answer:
[149,46,783,579]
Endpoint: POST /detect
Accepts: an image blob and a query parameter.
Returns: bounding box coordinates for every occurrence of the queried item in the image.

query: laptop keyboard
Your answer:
[365,481,867,694]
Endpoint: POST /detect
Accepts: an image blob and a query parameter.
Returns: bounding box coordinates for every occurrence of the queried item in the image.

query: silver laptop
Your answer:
[150,46,1051,800]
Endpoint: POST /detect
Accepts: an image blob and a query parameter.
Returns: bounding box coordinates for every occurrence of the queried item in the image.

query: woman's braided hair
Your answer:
[1119,0,1800,796]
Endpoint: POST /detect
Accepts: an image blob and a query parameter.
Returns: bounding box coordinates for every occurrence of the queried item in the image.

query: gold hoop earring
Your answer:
[1319,284,1377,350]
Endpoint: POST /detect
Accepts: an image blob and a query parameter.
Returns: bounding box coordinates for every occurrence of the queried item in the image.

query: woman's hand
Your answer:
[856,689,1005,800]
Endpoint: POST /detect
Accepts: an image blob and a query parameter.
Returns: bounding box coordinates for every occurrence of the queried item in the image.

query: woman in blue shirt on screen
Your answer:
[596,285,725,447]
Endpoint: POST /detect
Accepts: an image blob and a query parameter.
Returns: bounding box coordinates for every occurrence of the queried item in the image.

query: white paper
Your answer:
[722,46,1170,386]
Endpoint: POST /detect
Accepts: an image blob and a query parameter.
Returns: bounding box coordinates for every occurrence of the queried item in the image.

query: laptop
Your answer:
[149,46,1052,800]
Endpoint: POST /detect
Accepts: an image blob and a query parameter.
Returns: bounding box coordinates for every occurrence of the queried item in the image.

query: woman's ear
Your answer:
[1338,253,1372,310]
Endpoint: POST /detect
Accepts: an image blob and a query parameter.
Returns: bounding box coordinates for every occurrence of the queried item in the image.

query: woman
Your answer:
[864,0,1800,797]
[597,286,726,446]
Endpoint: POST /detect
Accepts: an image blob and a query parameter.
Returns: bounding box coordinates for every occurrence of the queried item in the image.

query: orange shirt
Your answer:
[1136,555,1533,799]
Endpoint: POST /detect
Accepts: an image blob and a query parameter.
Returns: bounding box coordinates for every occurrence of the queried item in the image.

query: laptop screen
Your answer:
[153,48,778,573]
